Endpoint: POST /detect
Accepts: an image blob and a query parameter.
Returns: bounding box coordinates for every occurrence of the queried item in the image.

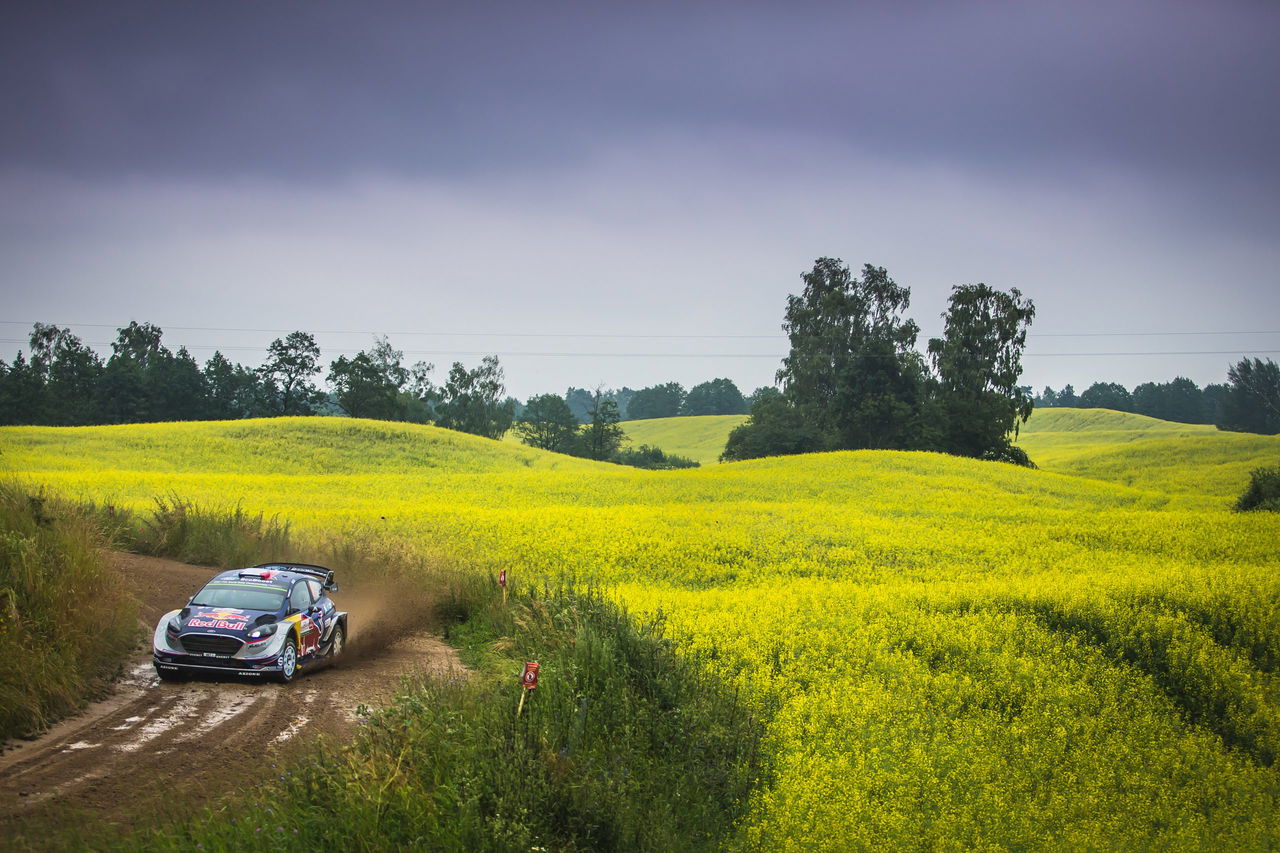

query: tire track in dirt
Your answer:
[0,552,465,832]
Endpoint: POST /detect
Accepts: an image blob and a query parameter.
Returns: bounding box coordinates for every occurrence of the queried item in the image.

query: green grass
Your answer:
[620,415,749,465]
[0,481,139,740]
[1016,408,1279,502]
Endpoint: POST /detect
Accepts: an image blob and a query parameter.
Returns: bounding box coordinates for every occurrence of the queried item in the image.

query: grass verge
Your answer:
[0,481,139,740]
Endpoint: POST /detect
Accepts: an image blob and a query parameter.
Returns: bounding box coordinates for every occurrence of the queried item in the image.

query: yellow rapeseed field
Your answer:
[2,412,1278,850]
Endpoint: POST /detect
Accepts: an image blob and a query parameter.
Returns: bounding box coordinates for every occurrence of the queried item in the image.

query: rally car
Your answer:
[152,563,347,683]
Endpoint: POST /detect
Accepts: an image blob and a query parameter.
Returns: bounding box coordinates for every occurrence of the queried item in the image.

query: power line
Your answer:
[0,338,1276,359]
[1,320,1278,340]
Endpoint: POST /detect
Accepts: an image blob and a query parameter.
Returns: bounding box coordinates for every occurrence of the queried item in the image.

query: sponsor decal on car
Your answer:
[187,607,251,631]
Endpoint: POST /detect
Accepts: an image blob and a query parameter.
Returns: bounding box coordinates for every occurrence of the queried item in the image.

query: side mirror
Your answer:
[326,581,340,593]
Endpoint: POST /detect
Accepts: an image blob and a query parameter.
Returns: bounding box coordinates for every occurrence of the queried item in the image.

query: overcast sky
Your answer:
[2,0,1278,400]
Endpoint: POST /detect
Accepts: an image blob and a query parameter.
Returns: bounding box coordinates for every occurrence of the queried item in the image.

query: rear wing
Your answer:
[254,563,339,591]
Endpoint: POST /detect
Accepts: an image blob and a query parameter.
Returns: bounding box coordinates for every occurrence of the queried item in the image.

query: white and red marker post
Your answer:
[517,661,539,716]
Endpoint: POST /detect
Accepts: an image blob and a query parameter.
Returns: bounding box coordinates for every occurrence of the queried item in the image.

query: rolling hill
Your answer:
[2,413,1277,849]
[619,414,748,464]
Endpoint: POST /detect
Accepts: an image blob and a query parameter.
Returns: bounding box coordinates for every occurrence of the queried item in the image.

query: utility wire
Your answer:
[0,338,1276,359]
[1,320,1278,340]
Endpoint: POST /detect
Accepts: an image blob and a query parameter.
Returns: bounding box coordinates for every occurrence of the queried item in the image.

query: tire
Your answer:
[276,637,299,684]
[327,622,346,660]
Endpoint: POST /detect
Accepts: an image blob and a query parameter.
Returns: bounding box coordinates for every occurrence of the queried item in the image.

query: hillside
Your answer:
[616,408,1278,503]
[1016,408,1278,501]
[2,416,1277,849]
[0,417,601,477]
[619,414,749,464]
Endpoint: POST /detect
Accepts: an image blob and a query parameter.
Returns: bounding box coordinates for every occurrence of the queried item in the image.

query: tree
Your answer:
[397,361,438,424]
[747,386,781,409]
[682,378,748,416]
[96,355,149,424]
[927,283,1036,460]
[1078,382,1133,412]
[1217,358,1280,434]
[327,337,409,420]
[1036,387,1059,407]
[1131,377,1207,424]
[147,346,209,421]
[577,392,625,460]
[436,356,514,439]
[1202,382,1229,426]
[777,259,928,450]
[721,391,823,461]
[627,382,685,420]
[515,393,580,453]
[0,353,44,425]
[1057,384,1078,407]
[111,321,165,367]
[259,331,323,416]
[29,324,102,425]
[205,351,267,419]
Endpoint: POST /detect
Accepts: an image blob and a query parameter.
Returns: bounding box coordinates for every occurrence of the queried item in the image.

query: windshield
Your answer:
[190,583,286,612]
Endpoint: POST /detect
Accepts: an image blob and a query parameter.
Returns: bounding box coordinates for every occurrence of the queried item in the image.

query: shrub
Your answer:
[612,444,700,470]
[1235,465,1280,512]
[126,494,292,567]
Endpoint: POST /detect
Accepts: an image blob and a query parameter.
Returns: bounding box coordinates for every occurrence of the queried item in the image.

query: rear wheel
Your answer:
[327,622,346,659]
[276,638,298,684]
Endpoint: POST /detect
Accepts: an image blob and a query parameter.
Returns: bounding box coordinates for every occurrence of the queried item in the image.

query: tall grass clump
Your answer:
[134,581,768,852]
[1236,465,1280,512]
[0,481,138,740]
[126,494,293,568]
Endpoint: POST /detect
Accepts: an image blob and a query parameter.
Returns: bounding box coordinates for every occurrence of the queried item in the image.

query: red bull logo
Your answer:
[188,608,250,631]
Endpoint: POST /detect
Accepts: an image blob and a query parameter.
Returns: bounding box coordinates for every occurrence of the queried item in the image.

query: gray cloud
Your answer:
[3,2,1277,400]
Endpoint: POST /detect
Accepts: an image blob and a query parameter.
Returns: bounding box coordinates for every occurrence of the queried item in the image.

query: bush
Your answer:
[1236,465,1280,512]
[612,444,700,470]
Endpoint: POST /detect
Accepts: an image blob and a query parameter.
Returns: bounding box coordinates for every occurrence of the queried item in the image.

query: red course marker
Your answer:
[521,661,539,690]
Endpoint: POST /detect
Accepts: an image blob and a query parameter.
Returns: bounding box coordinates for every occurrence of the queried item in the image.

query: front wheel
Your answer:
[276,638,299,684]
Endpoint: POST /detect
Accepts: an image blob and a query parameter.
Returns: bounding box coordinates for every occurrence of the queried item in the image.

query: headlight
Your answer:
[247,623,279,642]
[166,618,180,637]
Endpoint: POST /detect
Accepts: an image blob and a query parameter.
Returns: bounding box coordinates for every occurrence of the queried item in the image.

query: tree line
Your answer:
[0,322,700,469]
[559,378,756,424]
[0,322,519,436]
[1034,361,1280,435]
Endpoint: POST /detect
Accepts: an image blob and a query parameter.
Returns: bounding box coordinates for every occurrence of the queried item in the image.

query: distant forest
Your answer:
[2,320,1276,441]
[0,322,752,430]
[1034,367,1279,435]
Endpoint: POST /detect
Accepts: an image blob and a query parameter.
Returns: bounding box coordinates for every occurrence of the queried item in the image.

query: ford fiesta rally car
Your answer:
[153,563,347,683]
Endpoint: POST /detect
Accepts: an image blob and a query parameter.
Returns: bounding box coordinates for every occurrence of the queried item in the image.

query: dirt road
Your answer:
[0,553,463,833]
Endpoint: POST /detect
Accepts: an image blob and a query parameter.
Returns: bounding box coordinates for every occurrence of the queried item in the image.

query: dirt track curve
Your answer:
[0,553,464,832]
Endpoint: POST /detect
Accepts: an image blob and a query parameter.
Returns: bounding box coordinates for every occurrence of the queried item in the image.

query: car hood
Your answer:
[177,605,274,639]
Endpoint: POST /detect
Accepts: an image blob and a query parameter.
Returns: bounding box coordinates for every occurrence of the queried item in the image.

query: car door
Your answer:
[289,580,321,658]
[305,579,336,640]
